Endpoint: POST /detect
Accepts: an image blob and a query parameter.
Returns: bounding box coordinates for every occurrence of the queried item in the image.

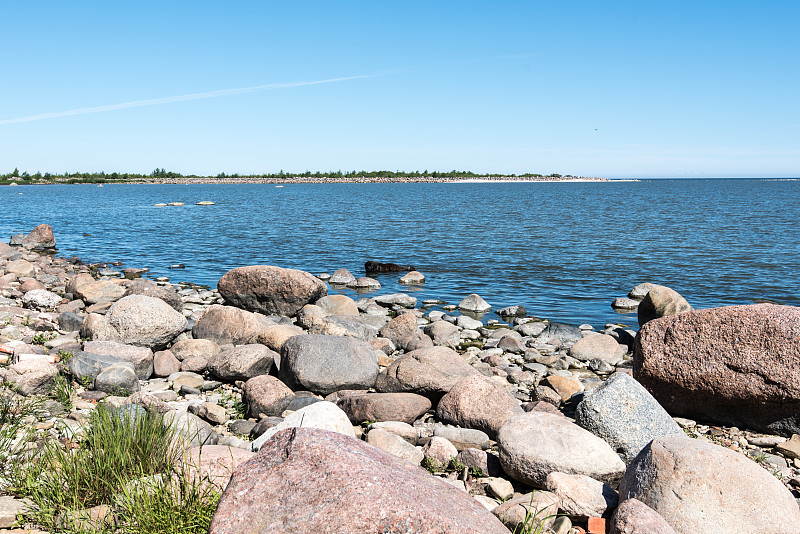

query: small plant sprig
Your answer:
[31,331,57,345]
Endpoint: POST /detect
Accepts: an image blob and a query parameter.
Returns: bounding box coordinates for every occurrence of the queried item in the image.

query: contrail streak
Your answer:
[0,74,378,125]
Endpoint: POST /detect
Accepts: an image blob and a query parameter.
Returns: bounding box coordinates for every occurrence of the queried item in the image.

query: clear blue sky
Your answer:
[1,1,797,178]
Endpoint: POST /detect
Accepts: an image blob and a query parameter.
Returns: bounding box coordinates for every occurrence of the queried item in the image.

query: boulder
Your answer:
[327,268,357,285]
[423,320,461,348]
[378,312,425,351]
[373,293,417,308]
[19,278,45,292]
[491,491,560,533]
[248,324,304,353]
[94,363,140,395]
[83,341,154,380]
[569,333,626,363]
[1,358,57,395]
[67,351,126,384]
[251,401,355,451]
[365,428,424,465]
[66,273,95,294]
[192,305,274,345]
[210,428,508,534]
[278,335,379,395]
[609,499,677,534]
[458,294,491,313]
[634,303,800,435]
[422,436,458,467]
[375,346,479,399]
[170,338,221,361]
[575,373,684,464]
[433,426,491,451]
[153,350,181,377]
[314,294,359,316]
[496,305,527,317]
[620,436,800,533]
[74,280,127,305]
[628,283,660,300]
[80,295,187,349]
[637,285,692,326]
[436,375,523,439]
[242,375,294,418]
[337,392,431,425]
[22,224,56,250]
[498,411,626,487]
[208,344,276,382]
[5,259,35,278]
[58,311,85,332]
[544,472,618,519]
[536,322,583,343]
[164,410,219,449]
[217,265,327,316]
[123,279,182,311]
[309,315,378,341]
[21,289,62,311]
[398,271,425,284]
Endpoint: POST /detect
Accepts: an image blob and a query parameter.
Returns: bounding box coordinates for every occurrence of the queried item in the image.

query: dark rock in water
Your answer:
[635,303,800,436]
[217,265,327,316]
[168,264,186,269]
[497,305,527,317]
[208,427,509,534]
[279,335,379,396]
[537,322,583,343]
[637,285,692,326]
[619,436,800,533]
[364,260,415,273]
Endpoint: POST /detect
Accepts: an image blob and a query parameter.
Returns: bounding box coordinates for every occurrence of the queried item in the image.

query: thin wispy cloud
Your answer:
[0,74,379,125]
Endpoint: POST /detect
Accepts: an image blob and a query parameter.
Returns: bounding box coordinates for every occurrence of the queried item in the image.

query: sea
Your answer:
[3,178,798,328]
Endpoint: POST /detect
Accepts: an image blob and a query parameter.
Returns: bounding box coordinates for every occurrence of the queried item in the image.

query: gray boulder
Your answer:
[22,289,62,311]
[328,268,356,285]
[458,293,491,313]
[537,322,583,343]
[123,279,182,311]
[498,411,626,488]
[83,341,154,380]
[373,293,417,308]
[279,335,379,395]
[68,351,126,384]
[192,305,274,345]
[336,392,431,425]
[575,372,685,463]
[208,344,276,382]
[217,265,327,316]
[1,358,57,395]
[620,436,800,533]
[637,285,692,326]
[164,410,219,449]
[80,295,187,349]
[375,346,479,399]
[94,363,140,395]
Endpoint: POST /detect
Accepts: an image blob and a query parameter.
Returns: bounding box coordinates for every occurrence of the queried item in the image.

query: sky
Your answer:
[1,1,798,178]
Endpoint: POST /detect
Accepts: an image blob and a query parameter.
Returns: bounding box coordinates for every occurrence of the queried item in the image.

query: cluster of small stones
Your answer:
[1,225,799,533]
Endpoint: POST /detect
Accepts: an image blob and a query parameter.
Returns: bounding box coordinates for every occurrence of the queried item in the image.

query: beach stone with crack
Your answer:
[217,265,327,316]
[84,340,154,380]
[336,392,431,424]
[313,294,359,316]
[1,358,57,395]
[74,280,127,305]
[498,411,626,488]
[637,285,692,326]
[123,279,182,311]
[251,401,355,451]
[620,436,800,533]
[210,427,509,534]
[575,372,684,463]
[375,346,479,399]
[81,295,187,349]
[192,305,275,345]
[243,374,295,418]
[436,375,524,439]
[366,428,424,465]
[424,320,460,348]
[635,303,800,435]
[537,322,583,343]
[248,323,304,353]
[208,344,276,382]
[569,333,626,363]
[278,334,379,395]
[458,293,491,313]
[545,472,618,520]
[22,289,61,310]
[609,498,677,534]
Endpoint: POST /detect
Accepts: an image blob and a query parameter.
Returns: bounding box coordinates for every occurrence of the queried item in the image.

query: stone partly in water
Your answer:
[217,265,327,316]
[575,372,685,464]
[327,268,356,285]
[398,270,425,284]
[636,285,692,326]
[634,303,800,435]
[458,293,491,313]
[22,224,56,250]
[619,436,800,533]
[210,428,509,534]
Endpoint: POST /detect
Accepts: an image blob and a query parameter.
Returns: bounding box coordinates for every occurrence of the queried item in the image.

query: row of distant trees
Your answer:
[1,167,570,183]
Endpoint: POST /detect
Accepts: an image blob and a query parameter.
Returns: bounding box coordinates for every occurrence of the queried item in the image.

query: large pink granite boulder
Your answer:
[218,265,327,316]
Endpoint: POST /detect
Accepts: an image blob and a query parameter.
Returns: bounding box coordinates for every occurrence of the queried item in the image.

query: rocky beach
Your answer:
[1,224,799,534]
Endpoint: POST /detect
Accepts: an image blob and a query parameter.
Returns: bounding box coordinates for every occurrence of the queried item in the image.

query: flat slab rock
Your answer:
[209,427,508,534]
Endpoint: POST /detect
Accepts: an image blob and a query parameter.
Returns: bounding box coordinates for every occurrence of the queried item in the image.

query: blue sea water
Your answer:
[2,179,798,327]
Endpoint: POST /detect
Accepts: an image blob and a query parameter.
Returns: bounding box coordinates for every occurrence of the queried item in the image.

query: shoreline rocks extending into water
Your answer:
[1,223,799,534]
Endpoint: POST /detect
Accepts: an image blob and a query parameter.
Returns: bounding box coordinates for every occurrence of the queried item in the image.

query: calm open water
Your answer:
[2,179,798,327]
